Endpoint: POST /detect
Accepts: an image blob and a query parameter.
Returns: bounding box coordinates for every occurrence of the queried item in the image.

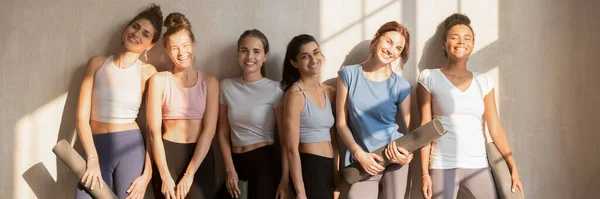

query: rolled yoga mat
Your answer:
[53,139,118,199]
[486,142,523,199]
[342,119,446,184]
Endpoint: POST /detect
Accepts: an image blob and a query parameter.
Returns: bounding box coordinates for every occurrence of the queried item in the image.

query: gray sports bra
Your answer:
[295,83,334,143]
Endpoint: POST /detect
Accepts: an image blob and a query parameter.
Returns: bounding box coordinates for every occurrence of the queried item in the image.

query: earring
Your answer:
[144,51,148,61]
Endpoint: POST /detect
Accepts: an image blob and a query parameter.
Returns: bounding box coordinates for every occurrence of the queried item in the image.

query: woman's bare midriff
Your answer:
[299,141,334,158]
[232,142,274,154]
[90,120,140,134]
[162,119,203,143]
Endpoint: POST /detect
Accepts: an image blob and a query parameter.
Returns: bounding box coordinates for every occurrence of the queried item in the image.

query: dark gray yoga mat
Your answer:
[53,139,118,199]
[342,119,446,184]
[487,142,523,199]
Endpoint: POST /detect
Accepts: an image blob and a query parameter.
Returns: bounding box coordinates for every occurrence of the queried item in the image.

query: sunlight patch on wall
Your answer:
[14,92,68,198]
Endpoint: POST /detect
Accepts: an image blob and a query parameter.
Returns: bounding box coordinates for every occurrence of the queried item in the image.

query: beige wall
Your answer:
[1,0,598,198]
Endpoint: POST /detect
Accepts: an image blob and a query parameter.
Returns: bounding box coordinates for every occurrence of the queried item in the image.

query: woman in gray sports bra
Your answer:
[280,34,338,199]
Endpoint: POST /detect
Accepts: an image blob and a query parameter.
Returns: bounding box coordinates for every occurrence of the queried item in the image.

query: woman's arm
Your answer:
[335,76,384,175]
[146,72,176,198]
[275,105,289,199]
[140,64,157,178]
[283,88,307,197]
[397,93,411,131]
[417,83,433,198]
[217,103,240,198]
[326,86,342,195]
[124,64,158,198]
[484,88,524,196]
[184,74,219,175]
[76,56,105,190]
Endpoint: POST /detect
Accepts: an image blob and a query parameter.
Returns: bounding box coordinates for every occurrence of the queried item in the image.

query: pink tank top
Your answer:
[162,70,207,119]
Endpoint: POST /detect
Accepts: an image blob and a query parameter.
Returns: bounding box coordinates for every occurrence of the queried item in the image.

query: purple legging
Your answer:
[75,129,146,199]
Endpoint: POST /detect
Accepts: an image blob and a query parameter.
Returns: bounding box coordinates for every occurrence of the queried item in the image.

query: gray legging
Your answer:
[76,129,145,199]
[430,168,497,199]
[347,163,410,199]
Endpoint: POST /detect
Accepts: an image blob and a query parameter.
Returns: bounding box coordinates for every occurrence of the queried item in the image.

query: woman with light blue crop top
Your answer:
[216,29,285,199]
[75,4,162,199]
[336,21,413,199]
[280,34,338,199]
[417,13,524,199]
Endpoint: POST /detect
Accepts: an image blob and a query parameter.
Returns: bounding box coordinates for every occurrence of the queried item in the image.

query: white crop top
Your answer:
[219,77,284,146]
[91,55,142,123]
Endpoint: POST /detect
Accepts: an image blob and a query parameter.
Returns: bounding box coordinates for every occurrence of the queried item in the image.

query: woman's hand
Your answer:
[384,142,413,165]
[422,175,432,199]
[125,174,150,199]
[511,169,525,198]
[275,179,290,199]
[353,148,385,175]
[161,176,176,199]
[225,169,241,198]
[81,157,103,190]
[176,174,194,199]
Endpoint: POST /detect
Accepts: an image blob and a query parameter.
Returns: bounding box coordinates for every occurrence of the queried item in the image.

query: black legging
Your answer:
[299,153,334,199]
[217,145,281,199]
[152,139,215,199]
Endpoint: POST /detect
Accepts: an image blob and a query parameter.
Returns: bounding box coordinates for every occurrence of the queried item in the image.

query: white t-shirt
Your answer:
[220,77,284,146]
[418,69,494,169]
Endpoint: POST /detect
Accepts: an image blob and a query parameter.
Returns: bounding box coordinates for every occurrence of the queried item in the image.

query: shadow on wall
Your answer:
[322,40,371,88]
[21,63,86,199]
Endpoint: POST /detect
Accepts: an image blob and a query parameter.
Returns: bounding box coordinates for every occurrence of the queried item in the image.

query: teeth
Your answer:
[178,56,189,61]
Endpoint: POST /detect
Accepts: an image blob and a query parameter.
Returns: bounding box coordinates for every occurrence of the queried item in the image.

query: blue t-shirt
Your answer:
[338,64,412,166]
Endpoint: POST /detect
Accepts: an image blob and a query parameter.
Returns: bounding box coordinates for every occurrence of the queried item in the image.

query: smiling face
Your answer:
[443,24,474,60]
[291,41,323,76]
[121,19,156,53]
[165,30,195,69]
[237,36,268,74]
[371,31,406,65]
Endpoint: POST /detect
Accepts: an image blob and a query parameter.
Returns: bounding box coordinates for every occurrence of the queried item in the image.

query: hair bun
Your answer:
[148,4,163,19]
[164,12,191,30]
[444,13,471,30]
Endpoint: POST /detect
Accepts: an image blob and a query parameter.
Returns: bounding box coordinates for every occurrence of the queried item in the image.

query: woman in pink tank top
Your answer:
[147,13,219,199]
[75,4,162,199]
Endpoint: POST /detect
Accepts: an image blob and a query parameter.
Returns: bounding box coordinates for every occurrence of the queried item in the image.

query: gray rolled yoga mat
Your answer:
[486,142,523,199]
[53,139,118,199]
[342,119,446,184]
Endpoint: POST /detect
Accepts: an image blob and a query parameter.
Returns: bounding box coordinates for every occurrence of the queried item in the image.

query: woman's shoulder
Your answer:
[339,64,361,73]
[85,55,110,72]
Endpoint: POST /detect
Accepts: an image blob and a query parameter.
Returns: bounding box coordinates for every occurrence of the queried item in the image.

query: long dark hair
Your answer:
[280,34,319,91]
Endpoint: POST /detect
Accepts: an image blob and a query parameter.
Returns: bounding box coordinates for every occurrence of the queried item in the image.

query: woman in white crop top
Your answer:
[75,4,162,199]
[147,13,219,199]
[417,13,524,199]
[216,29,285,199]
